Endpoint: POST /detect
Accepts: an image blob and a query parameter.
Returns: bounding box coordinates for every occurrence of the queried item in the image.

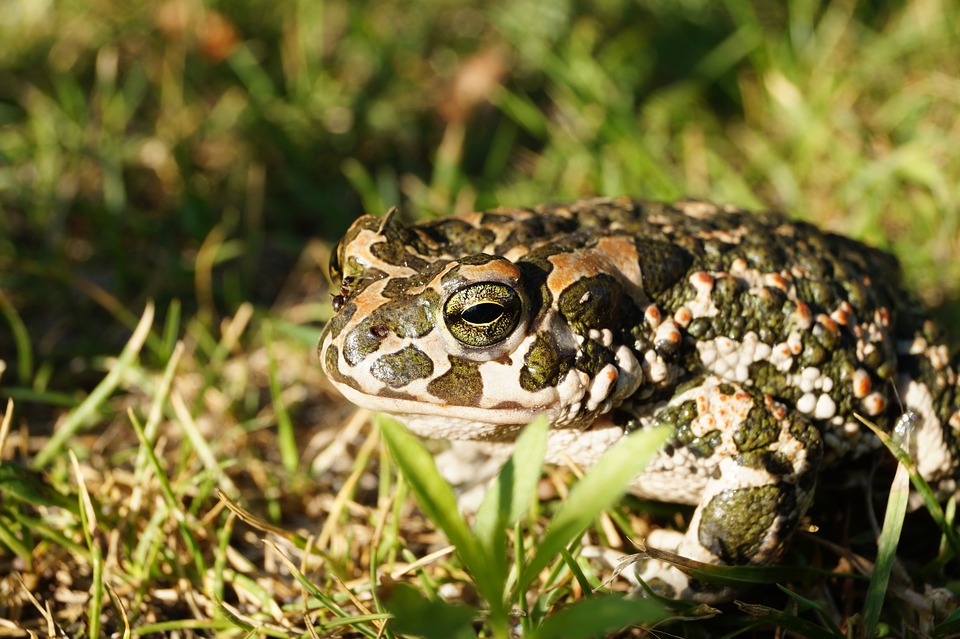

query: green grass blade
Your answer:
[342,157,387,216]
[856,415,960,558]
[492,88,548,139]
[9,511,89,559]
[934,604,960,636]
[131,619,238,636]
[557,544,593,600]
[212,512,235,604]
[473,416,548,553]
[159,298,181,360]
[735,601,841,639]
[0,517,33,570]
[0,388,81,408]
[134,340,183,488]
[319,614,394,629]
[88,535,104,639]
[644,544,823,588]
[128,409,207,579]
[264,321,298,474]
[519,425,671,593]
[530,593,666,639]
[0,290,33,383]
[381,582,477,639]
[261,538,381,639]
[776,585,845,637]
[0,464,78,512]
[376,415,504,612]
[863,457,910,636]
[212,597,256,632]
[33,301,154,468]
[513,519,529,620]
[70,451,102,639]
[170,392,236,495]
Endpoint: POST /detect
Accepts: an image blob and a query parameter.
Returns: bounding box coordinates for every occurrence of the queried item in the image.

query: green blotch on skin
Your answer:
[427,356,483,405]
[380,261,450,298]
[740,243,779,272]
[788,416,823,492]
[798,333,828,366]
[520,332,573,392]
[371,238,429,271]
[342,290,439,366]
[371,346,434,388]
[812,318,841,351]
[738,450,793,475]
[635,239,690,296]
[322,344,346,383]
[558,273,623,333]
[421,219,496,254]
[686,318,712,339]
[698,484,791,564]
[795,278,836,309]
[324,300,357,340]
[748,360,802,405]
[709,276,741,308]
[653,399,698,431]
[575,338,614,377]
[659,399,721,458]
[716,382,736,396]
[735,401,782,452]
[685,429,722,458]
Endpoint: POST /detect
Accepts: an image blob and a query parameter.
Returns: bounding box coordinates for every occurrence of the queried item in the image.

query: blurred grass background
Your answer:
[0,0,959,635]
[3,0,959,395]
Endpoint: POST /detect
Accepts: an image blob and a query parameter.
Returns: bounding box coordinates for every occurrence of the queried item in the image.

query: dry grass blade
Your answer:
[32,301,155,468]
[69,450,102,638]
[14,574,60,637]
[216,489,300,540]
[309,409,371,476]
[68,451,98,540]
[170,391,237,495]
[389,545,457,580]
[130,339,184,513]
[106,583,131,639]
[261,538,386,638]
[316,419,380,552]
[0,398,13,462]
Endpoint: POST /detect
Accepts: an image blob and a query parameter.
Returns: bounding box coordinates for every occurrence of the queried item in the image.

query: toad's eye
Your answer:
[443,282,522,347]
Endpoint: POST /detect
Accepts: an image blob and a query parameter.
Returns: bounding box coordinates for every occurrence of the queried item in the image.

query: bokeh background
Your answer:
[1,0,959,634]
[3,0,959,391]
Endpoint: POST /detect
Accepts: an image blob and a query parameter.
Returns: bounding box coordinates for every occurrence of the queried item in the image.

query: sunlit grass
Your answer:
[1,0,959,636]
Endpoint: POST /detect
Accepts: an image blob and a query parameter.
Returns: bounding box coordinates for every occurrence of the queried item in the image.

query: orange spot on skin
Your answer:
[546,237,643,298]
[817,314,839,333]
[645,305,662,325]
[852,369,872,399]
[765,273,790,291]
[690,272,715,287]
[456,258,522,284]
[794,300,812,327]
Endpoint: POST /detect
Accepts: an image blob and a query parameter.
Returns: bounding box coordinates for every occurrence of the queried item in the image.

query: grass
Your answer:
[377,414,671,638]
[1,0,959,636]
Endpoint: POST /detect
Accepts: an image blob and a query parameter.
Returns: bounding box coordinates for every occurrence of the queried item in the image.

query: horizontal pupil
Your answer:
[461,302,504,325]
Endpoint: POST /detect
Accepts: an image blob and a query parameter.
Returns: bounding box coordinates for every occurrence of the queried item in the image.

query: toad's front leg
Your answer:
[630,377,824,602]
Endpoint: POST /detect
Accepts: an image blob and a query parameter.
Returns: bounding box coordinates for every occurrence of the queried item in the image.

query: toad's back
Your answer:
[319,197,960,600]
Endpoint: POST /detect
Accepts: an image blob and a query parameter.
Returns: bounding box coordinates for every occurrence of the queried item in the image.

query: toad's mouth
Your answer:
[326,375,557,431]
